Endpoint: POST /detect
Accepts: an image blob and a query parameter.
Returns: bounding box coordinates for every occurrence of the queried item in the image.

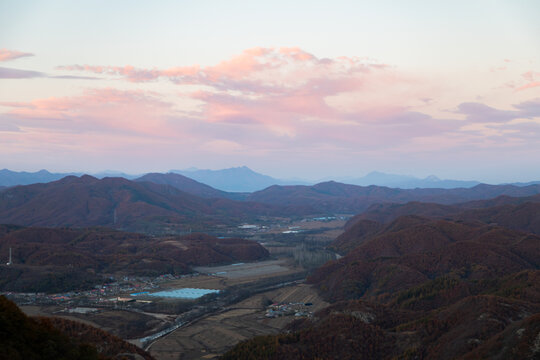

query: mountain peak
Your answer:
[170,166,285,192]
[344,171,480,189]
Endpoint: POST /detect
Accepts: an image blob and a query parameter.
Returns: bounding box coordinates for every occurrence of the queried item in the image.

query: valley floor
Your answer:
[18,256,325,359]
[148,283,328,360]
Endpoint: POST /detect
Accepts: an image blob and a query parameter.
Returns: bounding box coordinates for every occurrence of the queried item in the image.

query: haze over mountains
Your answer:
[0,169,140,187]
[3,167,537,192]
[171,166,310,192]
[337,171,481,189]
[0,167,306,192]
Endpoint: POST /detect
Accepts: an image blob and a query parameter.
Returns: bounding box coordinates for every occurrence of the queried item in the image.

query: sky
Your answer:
[1,0,540,183]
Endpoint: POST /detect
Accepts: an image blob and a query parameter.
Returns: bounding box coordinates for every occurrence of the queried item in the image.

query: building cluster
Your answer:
[265,302,313,318]
[2,272,201,307]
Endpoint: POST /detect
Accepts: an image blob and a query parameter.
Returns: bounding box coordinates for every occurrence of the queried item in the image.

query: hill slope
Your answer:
[350,194,540,235]
[0,226,269,292]
[223,292,540,360]
[0,175,278,232]
[135,172,247,200]
[247,181,540,214]
[0,295,154,360]
[223,207,540,359]
[311,217,540,302]
[3,175,540,233]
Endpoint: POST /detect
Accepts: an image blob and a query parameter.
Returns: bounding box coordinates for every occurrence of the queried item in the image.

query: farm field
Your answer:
[194,259,293,280]
[20,257,307,344]
[148,284,328,360]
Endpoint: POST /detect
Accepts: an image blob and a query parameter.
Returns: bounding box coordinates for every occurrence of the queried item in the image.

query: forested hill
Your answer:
[0,226,268,292]
[222,195,540,359]
[0,175,278,232]
[0,295,155,360]
[246,181,540,213]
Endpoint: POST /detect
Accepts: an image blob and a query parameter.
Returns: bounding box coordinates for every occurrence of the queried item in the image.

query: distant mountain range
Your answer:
[0,169,73,187]
[0,168,139,187]
[2,167,539,191]
[338,171,481,189]
[171,166,309,192]
[0,167,306,192]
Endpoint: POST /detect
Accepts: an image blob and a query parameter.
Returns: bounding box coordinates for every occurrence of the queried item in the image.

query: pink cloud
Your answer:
[56,48,407,143]
[7,47,539,171]
[52,49,395,141]
[515,71,540,91]
[57,64,163,82]
[517,81,540,91]
[1,88,176,137]
[57,47,388,90]
[278,47,316,61]
[3,88,539,174]
[0,49,34,62]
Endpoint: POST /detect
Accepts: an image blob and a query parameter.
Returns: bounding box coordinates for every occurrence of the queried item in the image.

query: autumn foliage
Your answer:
[223,200,540,359]
[0,226,268,292]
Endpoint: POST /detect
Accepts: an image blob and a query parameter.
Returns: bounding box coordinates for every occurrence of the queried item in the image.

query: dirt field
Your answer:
[265,219,347,241]
[148,284,328,360]
[130,259,302,297]
[194,259,293,280]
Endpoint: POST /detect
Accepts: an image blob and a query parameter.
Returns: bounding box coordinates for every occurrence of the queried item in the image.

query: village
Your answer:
[265,301,314,318]
[1,272,199,307]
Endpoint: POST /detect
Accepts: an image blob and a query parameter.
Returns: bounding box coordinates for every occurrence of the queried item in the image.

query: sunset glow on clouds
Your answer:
[1,1,540,182]
[0,49,34,62]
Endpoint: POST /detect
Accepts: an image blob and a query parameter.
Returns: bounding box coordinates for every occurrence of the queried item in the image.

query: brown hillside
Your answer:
[0,227,268,292]
[246,181,540,214]
[223,294,540,360]
[223,202,540,360]
[0,295,155,360]
[0,175,279,232]
[135,172,248,200]
[310,218,540,302]
[353,194,540,235]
